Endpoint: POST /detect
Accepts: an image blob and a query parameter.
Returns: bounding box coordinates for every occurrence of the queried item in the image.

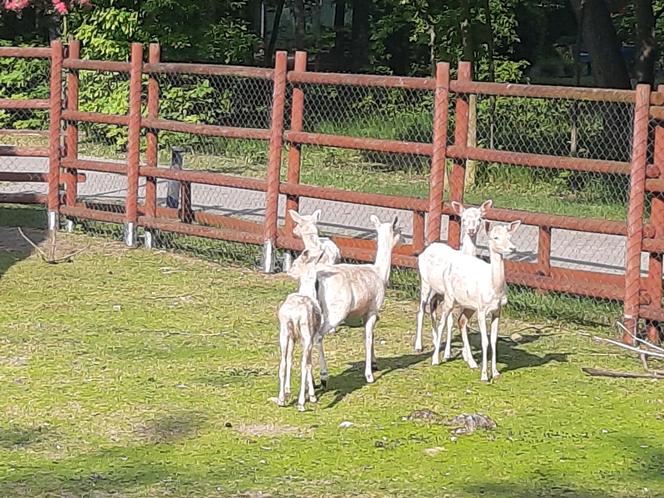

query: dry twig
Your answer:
[17,228,89,264]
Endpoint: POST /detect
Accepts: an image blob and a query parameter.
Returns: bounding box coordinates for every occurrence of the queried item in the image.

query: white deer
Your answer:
[311,215,402,386]
[277,250,325,411]
[288,209,341,267]
[415,200,492,365]
[432,220,521,382]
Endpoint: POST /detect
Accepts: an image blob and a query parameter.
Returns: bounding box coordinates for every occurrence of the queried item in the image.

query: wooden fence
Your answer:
[1,40,663,342]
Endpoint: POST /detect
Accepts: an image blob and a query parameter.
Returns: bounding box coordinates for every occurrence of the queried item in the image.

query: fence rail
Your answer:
[1,40,663,342]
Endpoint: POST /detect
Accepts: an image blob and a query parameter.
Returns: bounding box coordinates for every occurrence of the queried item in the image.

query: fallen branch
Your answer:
[582,367,664,379]
[17,228,89,264]
[616,321,664,354]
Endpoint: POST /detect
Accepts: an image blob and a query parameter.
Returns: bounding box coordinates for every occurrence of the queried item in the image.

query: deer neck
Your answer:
[460,231,477,256]
[488,246,506,297]
[373,234,393,284]
[301,232,321,250]
[298,273,318,301]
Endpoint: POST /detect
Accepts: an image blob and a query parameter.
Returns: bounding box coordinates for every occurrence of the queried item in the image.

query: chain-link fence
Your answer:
[0,50,51,209]
[1,43,660,332]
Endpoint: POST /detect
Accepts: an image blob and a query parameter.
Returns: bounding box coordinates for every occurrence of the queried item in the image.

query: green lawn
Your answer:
[1,225,663,497]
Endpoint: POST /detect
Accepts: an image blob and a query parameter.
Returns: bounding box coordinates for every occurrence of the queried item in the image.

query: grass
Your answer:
[1,225,664,497]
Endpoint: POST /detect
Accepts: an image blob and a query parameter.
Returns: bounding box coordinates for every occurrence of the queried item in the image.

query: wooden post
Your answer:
[426,61,449,244]
[538,226,552,276]
[64,38,80,231]
[448,61,472,249]
[623,83,651,342]
[47,39,63,231]
[124,42,143,247]
[262,50,288,273]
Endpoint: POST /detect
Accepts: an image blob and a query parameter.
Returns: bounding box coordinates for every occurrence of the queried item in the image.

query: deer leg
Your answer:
[285,336,294,398]
[365,314,378,383]
[415,282,432,352]
[490,310,501,379]
[277,324,289,407]
[307,346,317,403]
[433,302,453,366]
[478,311,490,382]
[460,309,478,369]
[316,335,329,389]
[443,310,454,361]
[297,334,311,412]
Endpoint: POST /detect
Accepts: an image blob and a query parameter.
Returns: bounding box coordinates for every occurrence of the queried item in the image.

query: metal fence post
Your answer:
[262,50,288,273]
[426,61,450,244]
[47,39,63,231]
[623,83,651,342]
[282,50,308,271]
[124,42,144,247]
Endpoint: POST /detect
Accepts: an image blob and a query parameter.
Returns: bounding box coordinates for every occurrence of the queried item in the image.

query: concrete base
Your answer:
[65,218,75,233]
[124,222,137,247]
[282,251,294,273]
[144,230,154,249]
[47,211,59,231]
[261,240,275,273]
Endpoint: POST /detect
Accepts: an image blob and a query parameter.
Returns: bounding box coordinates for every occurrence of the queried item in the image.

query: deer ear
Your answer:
[370,214,381,228]
[483,220,491,234]
[508,220,521,233]
[311,209,322,223]
[480,199,493,215]
[289,209,303,224]
[451,201,464,215]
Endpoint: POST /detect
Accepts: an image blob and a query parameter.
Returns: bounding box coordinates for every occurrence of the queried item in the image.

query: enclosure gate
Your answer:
[1,40,663,342]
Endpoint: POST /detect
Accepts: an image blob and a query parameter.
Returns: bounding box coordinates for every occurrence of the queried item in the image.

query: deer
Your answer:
[277,250,325,411]
[415,200,493,367]
[307,215,402,387]
[288,209,341,267]
[432,220,521,382]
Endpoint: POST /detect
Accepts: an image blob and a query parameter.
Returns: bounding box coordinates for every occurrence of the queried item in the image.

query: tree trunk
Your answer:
[333,0,347,66]
[568,0,630,89]
[294,0,306,50]
[266,0,286,65]
[635,0,657,85]
[351,0,370,71]
[459,0,474,63]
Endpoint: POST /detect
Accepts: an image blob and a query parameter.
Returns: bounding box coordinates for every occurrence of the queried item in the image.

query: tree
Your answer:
[350,0,370,70]
[634,0,657,85]
[293,0,306,50]
[568,0,630,88]
[332,0,347,63]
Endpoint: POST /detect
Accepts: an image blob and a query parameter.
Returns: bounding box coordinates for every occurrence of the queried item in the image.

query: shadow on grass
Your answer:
[0,424,50,449]
[324,352,430,408]
[0,205,48,280]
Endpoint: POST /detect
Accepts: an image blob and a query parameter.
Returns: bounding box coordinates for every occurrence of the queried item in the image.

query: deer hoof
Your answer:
[277,398,287,407]
[365,373,375,383]
[297,404,306,412]
[309,395,317,403]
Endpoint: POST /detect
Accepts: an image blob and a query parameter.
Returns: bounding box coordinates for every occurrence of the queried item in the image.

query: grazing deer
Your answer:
[433,220,521,382]
[313,215,402,386]
[416,200,492,367]
[277,250,325,411]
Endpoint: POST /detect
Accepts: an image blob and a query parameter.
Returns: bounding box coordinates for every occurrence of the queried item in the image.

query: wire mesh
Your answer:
[0,54,50,203]
[459,93,638,327]
[139,72,274,265]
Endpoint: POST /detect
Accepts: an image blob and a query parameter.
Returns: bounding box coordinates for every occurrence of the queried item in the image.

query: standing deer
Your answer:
[415,200,493,366]
[312,215,402,386]
[277,250,325,411]
[433,220,521,382]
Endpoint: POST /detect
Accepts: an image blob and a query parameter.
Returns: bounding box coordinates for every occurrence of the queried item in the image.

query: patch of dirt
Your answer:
[233,423,307,438]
